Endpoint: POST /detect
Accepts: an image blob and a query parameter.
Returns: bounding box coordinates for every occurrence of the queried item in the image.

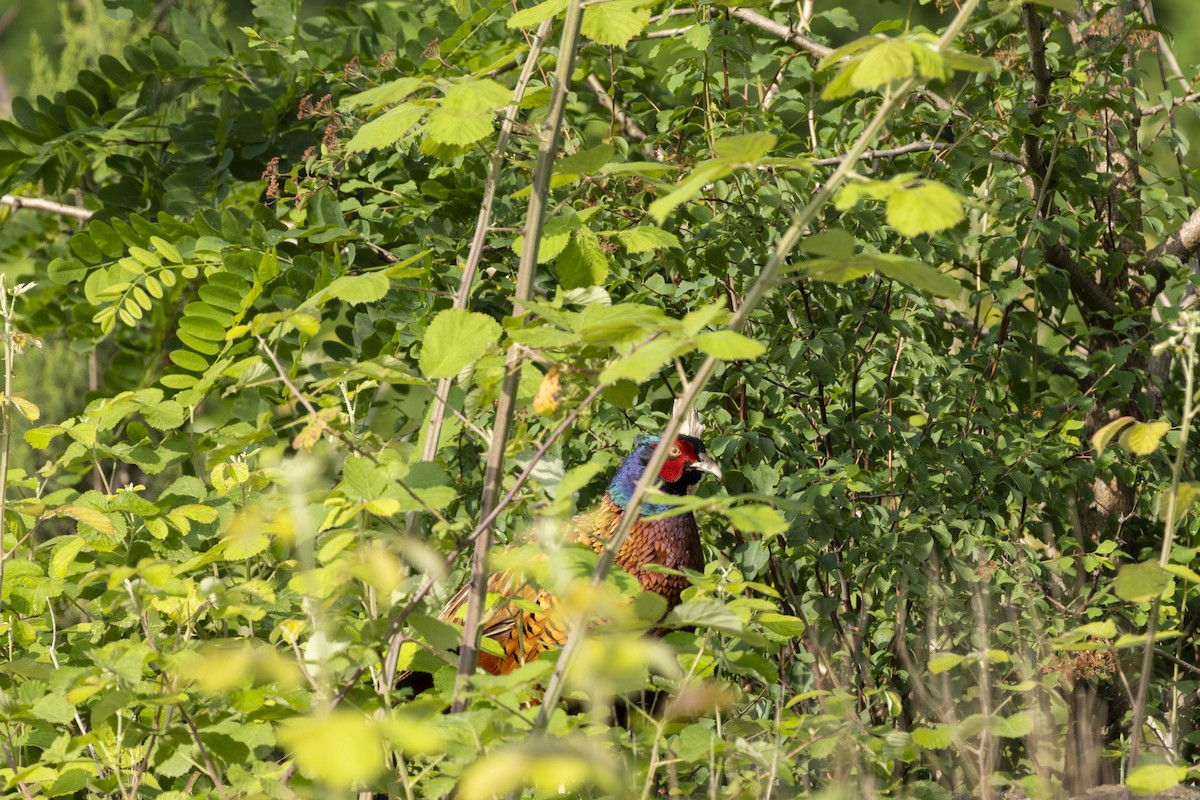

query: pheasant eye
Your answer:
[668,445,682,457]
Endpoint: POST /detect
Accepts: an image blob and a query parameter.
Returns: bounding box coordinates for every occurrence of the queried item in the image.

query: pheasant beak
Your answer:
[690,458,723,482]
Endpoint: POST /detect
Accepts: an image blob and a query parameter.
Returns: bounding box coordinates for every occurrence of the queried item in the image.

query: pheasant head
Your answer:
[605,434,722,514]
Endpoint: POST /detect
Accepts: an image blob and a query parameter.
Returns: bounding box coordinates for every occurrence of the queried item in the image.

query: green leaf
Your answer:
[1114,561,1170,602]
[663,600,744,634]
[581,0,651,48]
[508,0,568,29]
[911,726,952,749]
[1126,764,1186,796]
[927,653,964,674]
[711,132,777,162]
[695,330,766,361]
[341,76,425,111]
[557,143,615,175]
[804,229,856,258]
[419,309,502,379]
[425,79,510,147]
[58,504,115,537]
[874,257,961,297]
[598,336,681,385]
[757,612,806,637]
[991,712,1033,738]
[556,228,609,289]
[345,103,429,152]
[323,272,390,306]
[611,226,681,254]
[31,693,76,725]
[1091,415,1136,454]
[49,536,87,579]
[1120,420,1171,456]
[649,162,729,224]
[277,711,385,788]
[724,504,787,536]
[853,37,914,89]
[887,181,966,237]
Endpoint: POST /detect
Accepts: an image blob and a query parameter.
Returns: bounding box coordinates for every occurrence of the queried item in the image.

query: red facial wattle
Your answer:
[658,439,697,484]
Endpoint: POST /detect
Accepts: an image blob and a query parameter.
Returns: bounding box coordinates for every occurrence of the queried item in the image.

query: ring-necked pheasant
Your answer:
[439,433,721,675]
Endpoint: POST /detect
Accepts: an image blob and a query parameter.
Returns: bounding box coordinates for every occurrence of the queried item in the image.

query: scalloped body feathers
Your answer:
[439,434,720,675]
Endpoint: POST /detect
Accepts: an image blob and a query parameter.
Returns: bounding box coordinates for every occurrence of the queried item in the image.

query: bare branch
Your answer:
[1139,90,1200,117]
[417,20,553,476]
[1,195,92,220]
[728,7,832,60]
[1148,204,1200,265]
[450,0,585,712]
[585,73,647,142]
[810,139,1024,168]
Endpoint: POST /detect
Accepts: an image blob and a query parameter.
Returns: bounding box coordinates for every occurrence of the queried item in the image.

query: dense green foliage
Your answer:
[1,0,1200,797]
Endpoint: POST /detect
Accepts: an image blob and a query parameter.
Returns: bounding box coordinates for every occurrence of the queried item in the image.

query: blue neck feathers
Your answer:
[605,439,688,515]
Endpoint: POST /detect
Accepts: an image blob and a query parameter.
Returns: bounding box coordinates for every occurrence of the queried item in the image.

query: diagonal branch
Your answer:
[1,195,92,220]
[585,73,647,142]
[416,19,553,474]
[728,7,831,60]
[449,0,586,712]
[531,0,990,731]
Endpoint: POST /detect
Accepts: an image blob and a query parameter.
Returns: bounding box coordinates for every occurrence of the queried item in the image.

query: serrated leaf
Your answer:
[887,181,966,237]
[724,504,787,536]
[425,79,510,147]
[8,395,39,422]
[804,229,856,258]
[557,144,615,175]
[140,400,184,431]
[991,711,1033,738]
[57,504,115,537]
[1120,420,1170,456]
[581,0,651,48]
[911,726,952,749]
[325,272,390,306]
[853,37,914,90]
[1114,561,1170,602]
[345,103,429,152]
[419,309,502,379]
[556,228,608,289]
[49,537,86,579]
[340,76,425,111]
[649,161,730,224]
[695,330,766,361]
[598,336,681,385]
[875,257,961,297]
[508,0,568,29]
[611,226,681,254]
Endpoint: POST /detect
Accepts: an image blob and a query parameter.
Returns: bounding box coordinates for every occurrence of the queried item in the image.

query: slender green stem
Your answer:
[0,279,12,605]
[450,1,587,711]
[532,0,985,728]
[1129,318,1198,767]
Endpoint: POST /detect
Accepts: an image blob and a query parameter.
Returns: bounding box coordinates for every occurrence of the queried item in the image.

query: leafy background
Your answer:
[0,0,1198,798]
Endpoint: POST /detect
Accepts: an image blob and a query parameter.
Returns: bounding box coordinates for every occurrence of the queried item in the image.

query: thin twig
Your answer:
[1140,90,1200,117]
[451,0,586,711]
[254,334,448,524]
[177,705,229,800]
[326,380,607,716]
[585,73,647,142]
[728,7,832,60]
[531,0,987,728]
[0,195,92,220]
[809,139,1024,167]
[417,19,554,473]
